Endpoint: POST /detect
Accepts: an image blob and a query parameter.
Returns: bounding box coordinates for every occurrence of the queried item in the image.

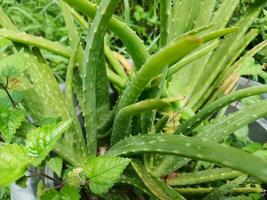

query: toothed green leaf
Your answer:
[26,120,72,166]
[108,134,267,183]
[0,107,25,143]
[203,175,247,200]
[83,156,130,194]
[47,157,63,177]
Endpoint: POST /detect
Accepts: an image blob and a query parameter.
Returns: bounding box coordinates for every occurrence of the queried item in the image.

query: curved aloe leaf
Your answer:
[160,0,172,47]
[131,161,186,200]
[0,29,71,58]
[82,0,120,155]
[167,40,220,78]
[113,98,180,138]
[167,168,243,186]
[61,0,149,69]
[177,85,267,135]
[175,187,263,196]
[203,175,247,200]
[107,135,267,183]
[199,99,267,141]
[65,44,87,156]
[111,28,237,144]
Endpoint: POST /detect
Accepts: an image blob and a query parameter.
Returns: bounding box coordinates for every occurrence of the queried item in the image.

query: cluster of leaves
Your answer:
[1,0,267,199]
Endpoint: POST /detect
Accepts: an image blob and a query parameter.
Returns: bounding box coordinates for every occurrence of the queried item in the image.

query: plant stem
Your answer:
[0,80,16,108]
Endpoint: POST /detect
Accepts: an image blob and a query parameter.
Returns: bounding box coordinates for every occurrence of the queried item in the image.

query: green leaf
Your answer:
[40,185,80,200]
[0,107,25,143]
[0,144,30,186]
[239,57,263,76]
[203,175,247,200]
[131,161,186,200]
[0,51,26,79]
[40,189,60,200]
[26,120,72,166]
[60,185,80,200]
[47,157,63,177]
[83,156,130,194]
[167,168,242,186]
[107,134,267,183]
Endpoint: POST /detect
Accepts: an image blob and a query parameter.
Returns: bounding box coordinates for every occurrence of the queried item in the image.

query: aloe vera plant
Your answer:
[0,0,267,199]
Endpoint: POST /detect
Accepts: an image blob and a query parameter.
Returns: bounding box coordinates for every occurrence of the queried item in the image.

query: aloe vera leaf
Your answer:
[167,0,239,105]
[70,7,88,29]
[155,115,169,133]
[212,36,267,100]
[176,85,267,135]
[199,99,267,141]
[111,28,237,145]
[153,98,267,177]
[203,175,247,200]
[104,42,128,80]
[120,174,154,197]
[0,29,71,58]
[82,0,120,156]
[131,161,186,200]
[95,49,111,128]
[167,168,242,186]
[141,25,215,139]
[160,0,172,47]
[195,30,260,109]
[20,54,83,165]
[107,135,267,183]
[106,68,127,89]
[0,7,17,30]
[194,0,216,27]
[65,43,87,157]
[114,98,180,138]
[210,0,239,29]
[189,1,266,110]
[167,40,220,78]
[159,30,261,176]
[61,0,149,69]
[59,1,84,67]
[174,187,263,196]
[172,0,202,37]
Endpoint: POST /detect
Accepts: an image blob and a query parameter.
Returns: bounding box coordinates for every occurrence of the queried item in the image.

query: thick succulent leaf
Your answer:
[0,144,30,186]
[167,168,242,186]
[0,51,26,79]
[107,135,267,183]
[112,28,236,144]
[26,120,71,166]
[83,156,130,195]
[203,175,247,200]
[0,29,71,58]
[131,161,186,200]
[82,0,119,155]
[176,85,267,135]
[0,107,25,143]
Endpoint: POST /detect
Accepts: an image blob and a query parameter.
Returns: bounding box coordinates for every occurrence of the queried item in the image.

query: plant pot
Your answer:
[10,158,55,199]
